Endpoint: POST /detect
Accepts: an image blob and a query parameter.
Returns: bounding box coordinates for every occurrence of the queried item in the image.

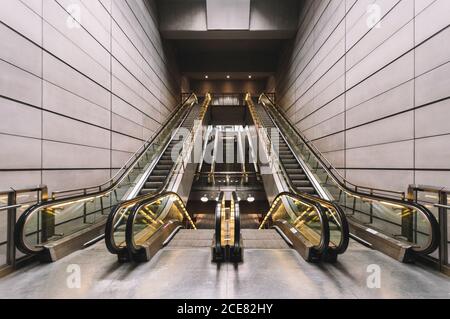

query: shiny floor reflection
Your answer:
[0,239,449,299]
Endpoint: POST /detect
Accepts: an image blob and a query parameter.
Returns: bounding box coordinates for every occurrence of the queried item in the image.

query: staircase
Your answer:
[255,105,316,195]
[140,105,201,195]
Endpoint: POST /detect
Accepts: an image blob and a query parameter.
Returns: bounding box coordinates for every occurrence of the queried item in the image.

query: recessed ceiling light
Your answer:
[247,195,255,203]
[201,195,209,203]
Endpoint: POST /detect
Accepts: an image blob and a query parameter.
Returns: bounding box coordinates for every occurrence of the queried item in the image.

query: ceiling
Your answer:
[170,38,286,80]
[155,0,301,81]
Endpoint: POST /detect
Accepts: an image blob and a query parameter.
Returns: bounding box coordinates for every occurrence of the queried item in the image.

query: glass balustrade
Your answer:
[258,94,438,255]
[260,193,328,253]
[16,95,198,255]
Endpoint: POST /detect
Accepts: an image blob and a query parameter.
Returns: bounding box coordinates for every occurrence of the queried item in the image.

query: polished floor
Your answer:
[0,230,449,299]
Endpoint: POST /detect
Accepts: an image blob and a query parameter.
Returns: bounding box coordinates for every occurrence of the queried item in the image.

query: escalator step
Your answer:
[148,176,165,182]
[292,180,312,187]
[284,164,300,169]
[158,160,173,165]
[289,174,307,180]
[279,155,295,160]
[140,188,157,195]
[296,187,316,194]
[281,158,297,164]
[155,165,172,170]
[145,182,163,188]
[152,170,169,176]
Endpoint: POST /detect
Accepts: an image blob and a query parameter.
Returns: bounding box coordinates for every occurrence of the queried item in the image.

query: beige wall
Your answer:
[0,0,181,192]
[271,0,450,192]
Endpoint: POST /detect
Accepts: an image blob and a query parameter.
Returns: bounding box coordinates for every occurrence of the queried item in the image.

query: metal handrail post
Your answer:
[7,192,17,268]
[439,191,448,271]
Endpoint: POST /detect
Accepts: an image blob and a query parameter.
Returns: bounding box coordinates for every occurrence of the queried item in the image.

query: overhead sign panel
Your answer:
[206,0,251,30]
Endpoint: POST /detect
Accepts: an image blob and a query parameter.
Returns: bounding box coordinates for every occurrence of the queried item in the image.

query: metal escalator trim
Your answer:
[245,126,260,175]
[257,93,439,256]
[214,192,225,259]
[196,126,214,175]
[232,192,241,255]
[125,191,196,256]
[272,225,294,247]
[255,99,328,200]
[260,191,330,255]
[209,128,220,184]
[162,225,183,246]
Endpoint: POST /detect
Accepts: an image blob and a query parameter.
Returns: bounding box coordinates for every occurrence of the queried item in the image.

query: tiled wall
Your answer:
[0,0,180,192]
[270,0,450,191]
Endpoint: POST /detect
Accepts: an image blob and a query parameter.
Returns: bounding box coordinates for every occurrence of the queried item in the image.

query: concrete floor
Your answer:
[0,232,450,299]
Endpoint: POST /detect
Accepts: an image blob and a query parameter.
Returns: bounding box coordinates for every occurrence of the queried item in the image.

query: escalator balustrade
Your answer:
[255,93,439,262]
[212,192,243,263]
[260,192,331,262]
[246,95,349,262]
[105,94,212,259]
[125,192,196,262]
[15,94,199,261]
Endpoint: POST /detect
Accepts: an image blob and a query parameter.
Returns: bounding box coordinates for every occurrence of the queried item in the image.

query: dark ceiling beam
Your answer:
[157,0,300,40]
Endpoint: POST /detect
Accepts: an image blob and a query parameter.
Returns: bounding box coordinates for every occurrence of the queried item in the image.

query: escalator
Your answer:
[140,104,202,195]
[123,192,196,262]
[251,93,439,262]
[255,107,316,195]
[247,95,349,262]
[14,94,205,261]
[105,95,212,261]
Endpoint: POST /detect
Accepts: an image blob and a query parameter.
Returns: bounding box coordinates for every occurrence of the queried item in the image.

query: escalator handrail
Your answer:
[263,191,330,254]
[105,94,212,254]
[16,94,198,255]
[247,96,349,254]
[232,192,241,254]
[258,93,439,255]
[215,192,225,256]
[125,191,195,255]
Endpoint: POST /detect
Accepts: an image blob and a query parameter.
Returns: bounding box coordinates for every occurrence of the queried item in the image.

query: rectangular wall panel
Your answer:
[272,0,450,191]
[0,0,180,192]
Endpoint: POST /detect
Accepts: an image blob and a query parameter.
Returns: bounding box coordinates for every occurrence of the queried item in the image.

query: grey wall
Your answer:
[270,0,450,191]
[0,0,180,192]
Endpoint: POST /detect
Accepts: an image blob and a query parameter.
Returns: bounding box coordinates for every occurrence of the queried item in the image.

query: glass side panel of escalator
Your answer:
[259,95,435,253]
